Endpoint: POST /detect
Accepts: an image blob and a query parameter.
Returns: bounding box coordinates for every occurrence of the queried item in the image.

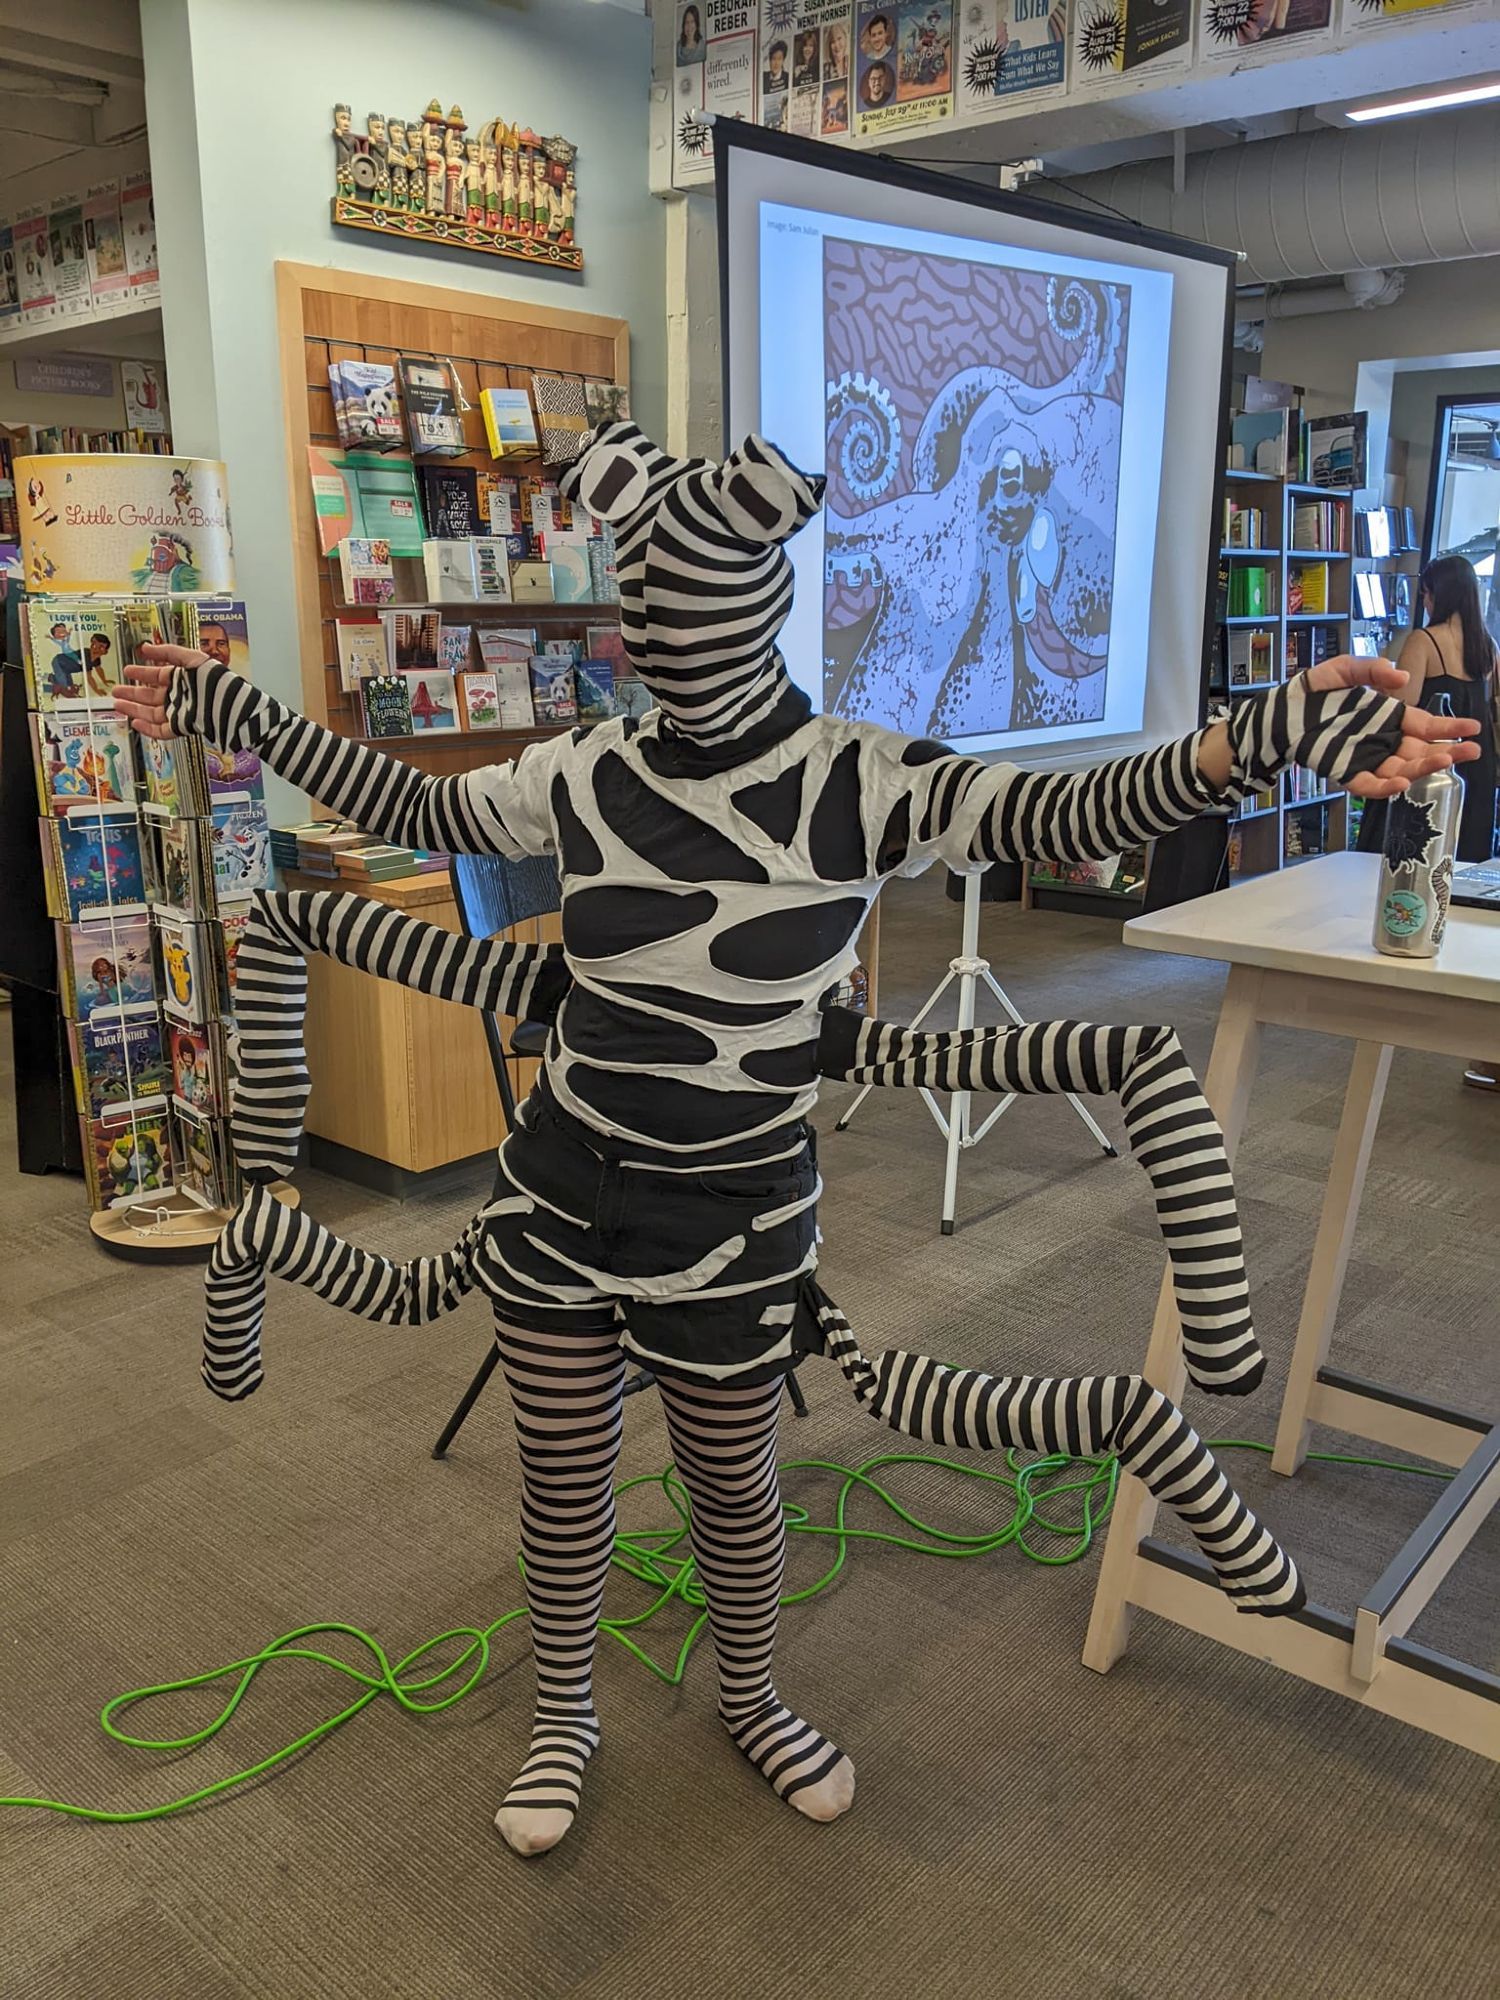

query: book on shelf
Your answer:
[439,622,473,673]
[383,609,440,671]
[70,1011,169,1123]
[311,449,425,557]
[1287,562,1329,615]
[476,628,537,726]
[1223,501,1268,550]
[403,669,460,732]
[584,381,630,429]
[1304,411,1367,491]
[528,655,577,724]
[477,473,526,555]
[524,478,572,539]
[1354,571,1388,620]
[1226,630,1273,687]
[529,374,590,468]
[418,463,481,541]
[360,674,413,738]
[195,600,252,676]
[460,671,500,729]
[337,535,396,605]
[1229,409,1291,478]
[32,709,134,816]
[329,359,404,452]
[613,678,652,720]
[209,799,274,902]
[471,538,513,602]
[171,1101,238,1213]
[136,730,214,820]
[43,813,145,923]
[156,816,215,916]
[23,600,120,709]
[542,638,581,662]
[334,618,388,692]
[167,1020,226,1118]
[58,913,157,1020]
[548,543,592,604]
[574,657,616,723]
[1291,499,1347,553]
[84,1107,173,1211]
[156,914,217,1025]
[423,538,479,603]
[397,357,465,455]
[585,624,628,673]
[479,386,539,459]
[1226,566,1271,618]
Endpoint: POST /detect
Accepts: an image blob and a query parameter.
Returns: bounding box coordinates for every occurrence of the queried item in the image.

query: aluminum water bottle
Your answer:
[1372,694,1464,958]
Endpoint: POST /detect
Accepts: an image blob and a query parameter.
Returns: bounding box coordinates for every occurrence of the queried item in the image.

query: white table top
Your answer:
[1125,850,1500,1002]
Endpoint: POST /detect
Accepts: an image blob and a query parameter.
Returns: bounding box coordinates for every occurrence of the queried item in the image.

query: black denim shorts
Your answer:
[475,1077,824,1384]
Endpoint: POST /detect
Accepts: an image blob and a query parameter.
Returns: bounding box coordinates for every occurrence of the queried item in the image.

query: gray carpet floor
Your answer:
[3,874,1497,2000]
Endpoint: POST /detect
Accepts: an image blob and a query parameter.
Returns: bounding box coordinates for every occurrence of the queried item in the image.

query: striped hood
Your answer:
[560,423,825,747]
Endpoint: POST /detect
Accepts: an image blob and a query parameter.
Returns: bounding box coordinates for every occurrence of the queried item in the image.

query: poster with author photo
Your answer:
[759,4,854,138]
[856,3,952,136]
[1197,0,1333,65]
[1070,0,1192,91]
[959,0,1067,111]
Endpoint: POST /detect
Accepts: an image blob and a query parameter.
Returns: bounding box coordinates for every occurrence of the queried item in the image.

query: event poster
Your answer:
[1342,0,1484,20]
[1198,0,1334,63]
[83,182,129,314]
[1071,0,1193,88]
[822,240,1130,737]
[758,3,854,138]
[0,223,19,334]
[47,194,92,321]
[959,1,1068,110]
[15,208,55,324]
[855,4,953,137]
[673,2,758,180]
[121,172,159,300]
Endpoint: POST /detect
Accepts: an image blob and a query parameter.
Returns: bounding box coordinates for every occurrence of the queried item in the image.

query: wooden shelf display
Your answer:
[1215,470,1354,884]
[275,261,629,779]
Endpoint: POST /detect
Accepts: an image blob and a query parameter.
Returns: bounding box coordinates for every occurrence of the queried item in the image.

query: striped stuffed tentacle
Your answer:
[818,1009,1260,1396]
[203,1183,489,1401]
[811,1293,1304,1617]
[231,889,566,1182]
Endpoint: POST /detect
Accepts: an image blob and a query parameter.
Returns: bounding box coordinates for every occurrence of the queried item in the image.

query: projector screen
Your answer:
[716,123,1235,770]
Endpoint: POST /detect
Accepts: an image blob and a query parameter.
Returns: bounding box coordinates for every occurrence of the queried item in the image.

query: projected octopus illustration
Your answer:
[822,242,1129,739]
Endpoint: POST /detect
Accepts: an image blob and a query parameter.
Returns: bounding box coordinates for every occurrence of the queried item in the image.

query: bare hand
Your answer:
[1306,655,1481,799]
[112,642,209,740]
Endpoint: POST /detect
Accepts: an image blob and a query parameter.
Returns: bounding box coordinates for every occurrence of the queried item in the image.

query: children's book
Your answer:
[476,627,537,726]
[194,600,252,675]
[398,357,465,454]
[460,671,499,729]
[167,1020,222,1116]
[330,359,404,451]
[585,624,629,673]
[334,619,388,693]
[157,816,213,915]
[613,678,653,720]
[337,536,396,605]
[85,1108,172,1210]
[575,656,616,723]
[384,609,441,672]
[479,385,538,459]
[403,670,460,732]
[423,539,477,603]
[33,709,134,815]
[439,623,473,674]
[217,907,251,1009]
[204,746,265,803]
[470,538,513,603]
[61,914,157,1020]
[24,600,119,708]
[528,655,577,724]
[418,464,481,541]
[171,1101,221,1208]
[156,914,213,1024]
[47,813,145,922]
[210,800,273,902]
[71,1011,168,1121]
[136,730,212,820]
[584,380,631,428]
[361,674,413,738]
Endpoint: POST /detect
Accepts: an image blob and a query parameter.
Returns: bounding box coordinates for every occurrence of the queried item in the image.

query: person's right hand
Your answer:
[112,641,209,740]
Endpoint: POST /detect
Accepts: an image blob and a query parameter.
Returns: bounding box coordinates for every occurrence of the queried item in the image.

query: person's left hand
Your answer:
[1306,656,1482,799]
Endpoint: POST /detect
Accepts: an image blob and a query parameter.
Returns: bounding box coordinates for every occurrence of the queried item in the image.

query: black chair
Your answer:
[431,850,806,1460]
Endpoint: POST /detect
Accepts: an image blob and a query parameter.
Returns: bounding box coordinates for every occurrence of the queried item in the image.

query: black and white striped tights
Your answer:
[493,1318,850,1856]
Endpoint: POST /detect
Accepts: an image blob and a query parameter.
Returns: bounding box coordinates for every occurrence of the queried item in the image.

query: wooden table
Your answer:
[284,868,559,1194]
[1082,851,1500,1759]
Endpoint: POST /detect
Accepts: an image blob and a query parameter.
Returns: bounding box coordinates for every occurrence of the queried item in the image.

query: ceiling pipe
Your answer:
[1044,102,1500,284]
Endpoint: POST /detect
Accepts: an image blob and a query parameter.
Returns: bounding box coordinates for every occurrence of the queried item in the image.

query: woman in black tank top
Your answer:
[1356,554,1498,862]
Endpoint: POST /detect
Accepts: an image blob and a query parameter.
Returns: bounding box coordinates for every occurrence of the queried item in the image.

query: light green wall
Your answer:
[140,0,662,813]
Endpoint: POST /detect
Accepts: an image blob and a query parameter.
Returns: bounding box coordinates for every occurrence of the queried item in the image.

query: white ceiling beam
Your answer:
[0,17,143,81]
[0,86,96,146]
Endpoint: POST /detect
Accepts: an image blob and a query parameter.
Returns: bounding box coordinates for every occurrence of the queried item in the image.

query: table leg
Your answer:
[1270,1040,1393,1476]
[1082,964,1266,1673]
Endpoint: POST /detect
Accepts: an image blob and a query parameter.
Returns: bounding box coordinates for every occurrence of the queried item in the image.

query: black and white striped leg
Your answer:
[230,889,565,1183]
[492,1316,626,1857]
[819,1010,1261,1397]
[655,1373,855,1821]
[202,1183,489,1400]
[813,1296,1305,1616]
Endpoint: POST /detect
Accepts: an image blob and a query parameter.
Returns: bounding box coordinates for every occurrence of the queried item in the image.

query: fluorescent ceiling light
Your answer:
[1346,79,1500,123]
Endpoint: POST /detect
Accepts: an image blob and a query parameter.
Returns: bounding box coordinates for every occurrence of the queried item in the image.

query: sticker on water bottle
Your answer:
[1381,889,1428,938]
[1431,856,1453,946]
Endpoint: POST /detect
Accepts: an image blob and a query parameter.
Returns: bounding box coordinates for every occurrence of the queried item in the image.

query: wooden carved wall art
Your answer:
[331,101,581,272]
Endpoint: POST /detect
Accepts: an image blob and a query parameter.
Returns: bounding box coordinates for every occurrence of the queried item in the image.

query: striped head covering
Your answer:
[559,422,825,746]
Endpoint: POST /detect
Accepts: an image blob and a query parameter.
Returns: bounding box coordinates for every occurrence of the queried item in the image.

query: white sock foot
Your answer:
[721,1697,855,1823]
[494,1705,599,1857]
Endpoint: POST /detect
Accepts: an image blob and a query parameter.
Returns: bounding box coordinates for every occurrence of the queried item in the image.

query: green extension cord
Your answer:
[0,1439,1450,1826]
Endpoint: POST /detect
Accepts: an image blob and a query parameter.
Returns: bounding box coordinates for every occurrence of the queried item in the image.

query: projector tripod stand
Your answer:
[835,873,1117,1233]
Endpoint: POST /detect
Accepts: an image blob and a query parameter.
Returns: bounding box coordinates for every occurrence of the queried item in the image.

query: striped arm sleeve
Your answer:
[165,663,556,856]
[810,1289,1304,1617]
[818,1009,1260,1396]
[230,888,567,1183]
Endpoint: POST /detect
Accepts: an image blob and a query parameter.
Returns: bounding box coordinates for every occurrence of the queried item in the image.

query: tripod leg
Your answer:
[785,1368,809,1418]
[1063,1093,1118,1156]
[622,1365,658,1397]
[833,1079,877,1133]
[980,970,1117,1155]
[834,967,959,1132]
[940,1086,966,1235]
[432,1343,504,1459]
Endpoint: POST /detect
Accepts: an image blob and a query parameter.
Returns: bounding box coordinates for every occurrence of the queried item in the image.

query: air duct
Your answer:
[1046,101,1500,284]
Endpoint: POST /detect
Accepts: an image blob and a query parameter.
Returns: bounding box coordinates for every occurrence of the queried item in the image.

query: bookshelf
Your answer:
[1214,469,1355,882]
[275,262,629,777]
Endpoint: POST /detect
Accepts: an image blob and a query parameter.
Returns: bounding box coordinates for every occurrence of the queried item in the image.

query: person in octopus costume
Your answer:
[117,423,1476,1857]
